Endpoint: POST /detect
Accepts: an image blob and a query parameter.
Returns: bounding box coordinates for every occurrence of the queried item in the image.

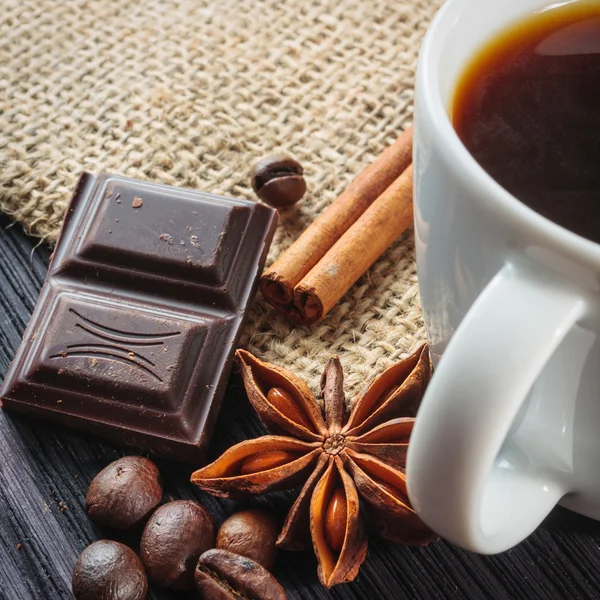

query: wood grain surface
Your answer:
[1,216,600,600]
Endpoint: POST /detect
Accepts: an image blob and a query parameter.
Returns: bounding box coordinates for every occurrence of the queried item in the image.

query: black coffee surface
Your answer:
[453,3,600,243]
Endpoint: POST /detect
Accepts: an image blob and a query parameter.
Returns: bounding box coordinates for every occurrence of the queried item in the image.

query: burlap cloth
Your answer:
[0,0,443,399]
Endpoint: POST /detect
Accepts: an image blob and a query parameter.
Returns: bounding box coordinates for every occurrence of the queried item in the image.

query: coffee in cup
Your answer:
[453,3,600,242]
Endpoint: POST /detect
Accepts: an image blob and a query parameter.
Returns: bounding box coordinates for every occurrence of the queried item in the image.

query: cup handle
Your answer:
[407,262,587,553]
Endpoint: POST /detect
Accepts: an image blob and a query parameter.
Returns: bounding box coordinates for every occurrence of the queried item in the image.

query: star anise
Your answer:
[191,345,435,588]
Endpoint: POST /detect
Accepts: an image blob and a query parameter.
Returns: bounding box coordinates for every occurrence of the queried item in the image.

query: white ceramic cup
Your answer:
[407,0,600,554]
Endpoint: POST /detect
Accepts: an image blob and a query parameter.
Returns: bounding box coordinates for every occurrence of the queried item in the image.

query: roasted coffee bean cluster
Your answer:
[73,456,286,600]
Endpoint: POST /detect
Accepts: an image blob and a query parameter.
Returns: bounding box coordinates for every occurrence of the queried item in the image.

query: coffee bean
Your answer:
[217,509,279,570]
[140,500,215,590]
[195,549,287,600]
[86,456,162,531]
[250,154,306,207]
[72,540,147,600]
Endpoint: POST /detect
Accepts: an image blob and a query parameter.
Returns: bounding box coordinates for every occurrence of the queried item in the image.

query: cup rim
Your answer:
[418,0,600,267]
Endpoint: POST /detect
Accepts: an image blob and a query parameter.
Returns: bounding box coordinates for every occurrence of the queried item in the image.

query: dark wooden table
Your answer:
[1,216,600,600]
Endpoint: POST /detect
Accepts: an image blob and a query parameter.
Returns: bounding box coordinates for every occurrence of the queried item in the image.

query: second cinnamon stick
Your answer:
[260,126,413,314]
[293,165,414,325]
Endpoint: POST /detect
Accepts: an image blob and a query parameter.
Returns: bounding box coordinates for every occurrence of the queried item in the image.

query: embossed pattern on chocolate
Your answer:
[0,173,277,460]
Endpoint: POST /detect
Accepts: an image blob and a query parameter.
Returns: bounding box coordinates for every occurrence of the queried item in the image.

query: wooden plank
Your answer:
[1,216,600,599]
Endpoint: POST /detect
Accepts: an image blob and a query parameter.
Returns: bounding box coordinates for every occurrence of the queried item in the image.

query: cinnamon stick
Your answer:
[260,126,413,316]
[293,165,414,324]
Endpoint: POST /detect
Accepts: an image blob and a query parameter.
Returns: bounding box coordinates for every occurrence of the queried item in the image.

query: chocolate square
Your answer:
[74,177,251,286]
[0,173,277,460]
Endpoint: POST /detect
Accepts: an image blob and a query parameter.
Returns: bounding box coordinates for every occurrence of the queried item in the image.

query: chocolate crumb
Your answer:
[132,197,143,208]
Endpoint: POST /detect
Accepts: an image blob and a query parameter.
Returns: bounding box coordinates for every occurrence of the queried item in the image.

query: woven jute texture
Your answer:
[0,0,443,399]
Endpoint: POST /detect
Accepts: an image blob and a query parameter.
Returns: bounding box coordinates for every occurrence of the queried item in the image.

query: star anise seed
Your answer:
[191,345,436,588]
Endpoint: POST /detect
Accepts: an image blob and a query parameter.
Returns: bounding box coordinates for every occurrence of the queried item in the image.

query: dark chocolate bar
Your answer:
[0,173,277,460]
